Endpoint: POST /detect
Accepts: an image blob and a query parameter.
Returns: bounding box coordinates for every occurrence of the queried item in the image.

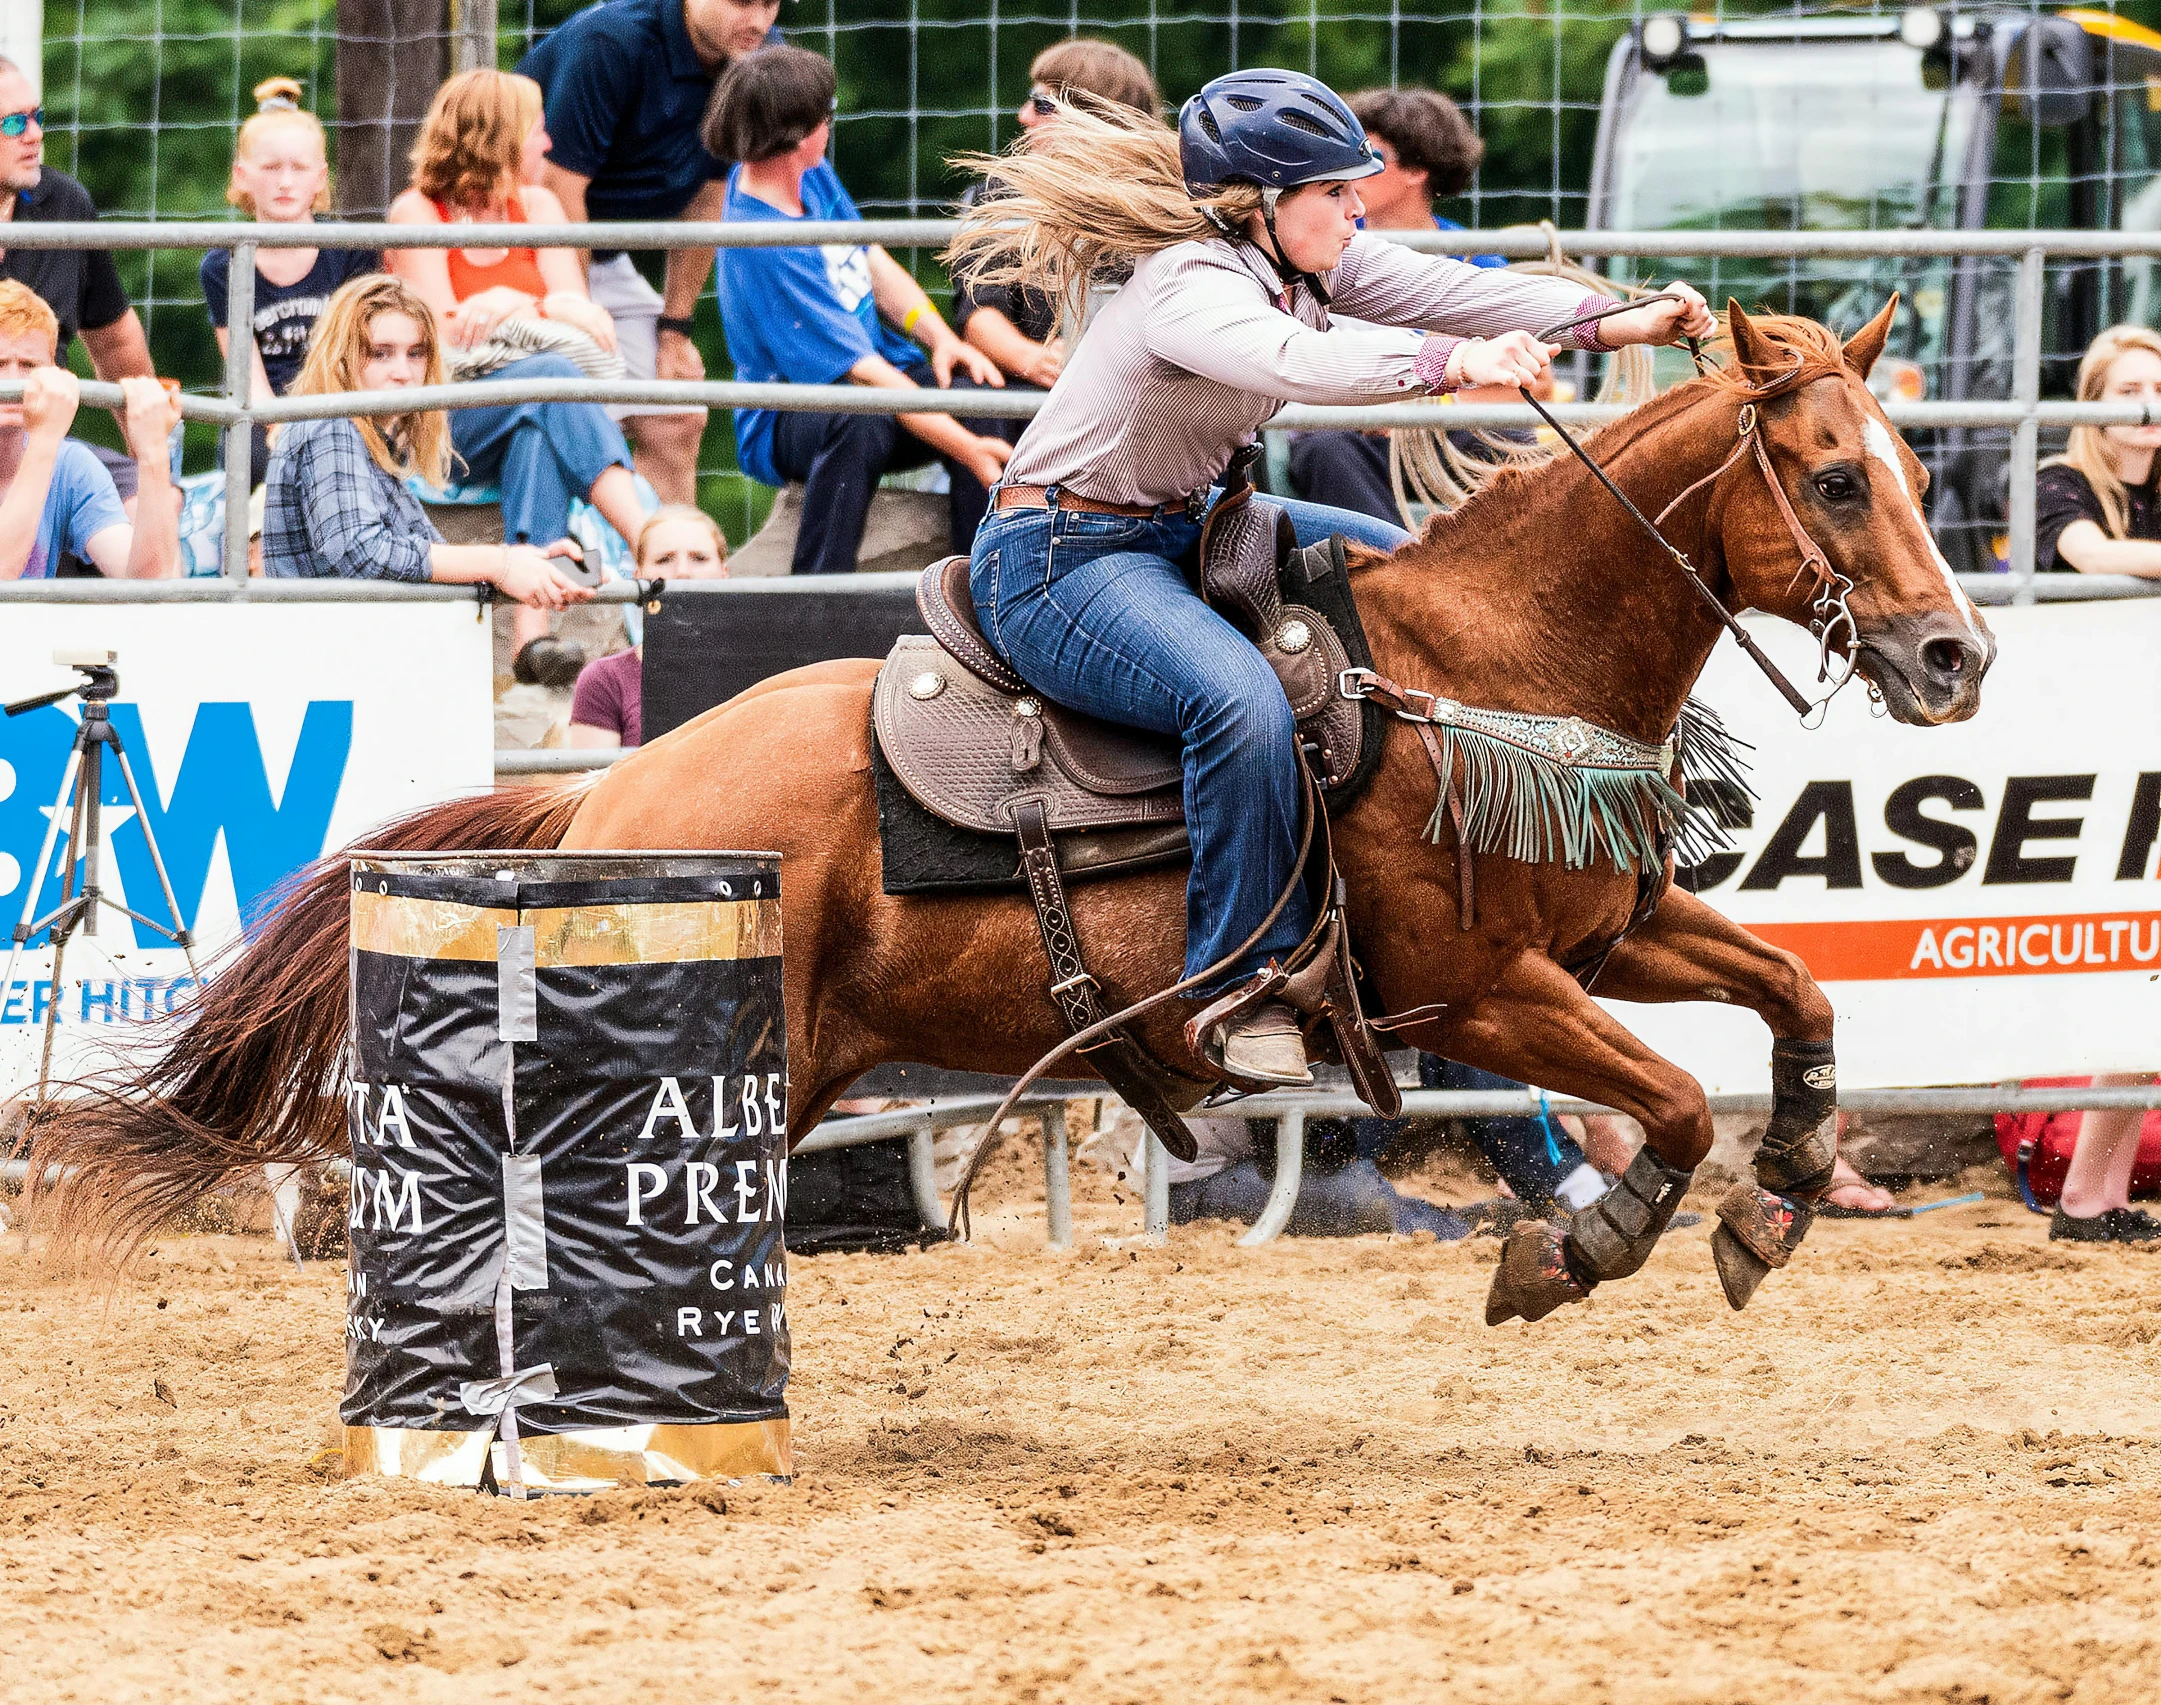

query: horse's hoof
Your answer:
[1710,1223,1773,1311]
[1484,1221,1590,1326]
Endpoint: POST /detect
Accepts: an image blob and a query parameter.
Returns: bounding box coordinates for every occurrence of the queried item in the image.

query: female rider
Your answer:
[949,70,1713,1087]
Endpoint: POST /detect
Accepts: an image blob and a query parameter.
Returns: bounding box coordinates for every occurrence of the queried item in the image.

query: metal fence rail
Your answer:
[4,219,2156,596]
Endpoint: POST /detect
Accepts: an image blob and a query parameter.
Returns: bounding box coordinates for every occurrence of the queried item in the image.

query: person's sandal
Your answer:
[513,636,588,690]
[2104,1207,2161,1245]
[2049,1204,2119,1243]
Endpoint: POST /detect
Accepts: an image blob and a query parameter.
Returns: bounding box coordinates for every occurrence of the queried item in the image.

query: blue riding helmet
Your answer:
[1177,70,1383,196]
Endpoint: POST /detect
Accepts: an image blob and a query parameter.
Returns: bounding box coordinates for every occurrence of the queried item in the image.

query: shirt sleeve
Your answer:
[2035,465,2104,573]
[1141,247,1432,405]
[570,654,627,734]
[200,249,229,327]
[296,425,437,583]
[1326,234,1605,345]
[530,31,634,182]
[77,249,132,333]
[52,443,127,559]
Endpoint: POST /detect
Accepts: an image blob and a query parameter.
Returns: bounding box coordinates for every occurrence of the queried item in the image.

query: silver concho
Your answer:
[1275,618,1313,655]
[1015,696,1042,718]
[908,671,947,701]
[1550,716,1595,762]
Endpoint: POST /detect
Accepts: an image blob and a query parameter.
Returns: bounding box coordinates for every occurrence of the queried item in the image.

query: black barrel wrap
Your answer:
[342,853,790,1491]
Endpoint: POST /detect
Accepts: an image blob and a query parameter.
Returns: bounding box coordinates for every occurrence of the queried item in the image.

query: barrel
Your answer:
[340,851,791,1494]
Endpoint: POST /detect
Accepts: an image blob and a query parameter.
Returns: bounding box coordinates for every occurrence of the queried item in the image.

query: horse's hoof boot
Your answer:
[1484,1221,1590,1326]
[1218,1000,1312,1087]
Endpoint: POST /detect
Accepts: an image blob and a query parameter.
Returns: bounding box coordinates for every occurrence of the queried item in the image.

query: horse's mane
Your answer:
[1411,310,1853,548]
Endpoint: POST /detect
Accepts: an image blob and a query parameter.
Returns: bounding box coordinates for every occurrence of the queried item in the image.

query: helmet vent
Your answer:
[1194,106,1223,144]
[1223,94,1264,112]
[1278,108,1336,139]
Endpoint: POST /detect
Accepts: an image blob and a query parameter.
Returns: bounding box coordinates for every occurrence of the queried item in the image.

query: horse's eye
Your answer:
[1815,471,1858,502]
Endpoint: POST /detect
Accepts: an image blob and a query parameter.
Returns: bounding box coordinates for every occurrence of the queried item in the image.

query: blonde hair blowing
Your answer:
[229,77,331,216]
[2044,322,2161,540]
[945,96,1262,323]
[0,279,62,357]
[410,69,544,211]
[289,273,451,488]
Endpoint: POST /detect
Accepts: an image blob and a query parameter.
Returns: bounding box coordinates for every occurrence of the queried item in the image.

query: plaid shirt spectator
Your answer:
[261,417,442,582]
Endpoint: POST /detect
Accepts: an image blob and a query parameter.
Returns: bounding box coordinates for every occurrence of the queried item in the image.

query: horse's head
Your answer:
[1713,300,1995,725]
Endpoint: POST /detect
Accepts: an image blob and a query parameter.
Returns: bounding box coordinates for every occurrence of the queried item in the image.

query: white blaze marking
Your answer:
[1862,415,1983,639]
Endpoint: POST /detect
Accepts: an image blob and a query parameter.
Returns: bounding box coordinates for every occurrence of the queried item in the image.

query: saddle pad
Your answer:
[873,635,1183,836]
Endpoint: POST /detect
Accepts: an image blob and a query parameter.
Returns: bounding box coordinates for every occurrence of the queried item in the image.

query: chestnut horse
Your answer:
[32,304,1993,1316]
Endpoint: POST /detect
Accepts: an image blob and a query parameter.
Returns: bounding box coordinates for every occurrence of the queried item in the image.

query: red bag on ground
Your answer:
[1995,1077,2161,1208]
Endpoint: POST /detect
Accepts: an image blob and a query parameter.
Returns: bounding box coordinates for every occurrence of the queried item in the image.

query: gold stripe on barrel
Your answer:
[496,1419,793,1491]
[350,890,517,962]
[343,1423,498,1485]
[526,898,784,967]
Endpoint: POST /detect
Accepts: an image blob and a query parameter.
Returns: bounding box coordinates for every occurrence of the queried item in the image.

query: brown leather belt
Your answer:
[993,484,1165,517]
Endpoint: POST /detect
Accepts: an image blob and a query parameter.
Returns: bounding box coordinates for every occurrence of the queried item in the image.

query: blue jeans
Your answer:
[449,354,634,545]
[769,363,995,575]
[970,488,1409,990]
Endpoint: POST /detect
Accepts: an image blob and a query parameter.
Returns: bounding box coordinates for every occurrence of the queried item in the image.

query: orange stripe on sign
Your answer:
[1746,911,2161,982]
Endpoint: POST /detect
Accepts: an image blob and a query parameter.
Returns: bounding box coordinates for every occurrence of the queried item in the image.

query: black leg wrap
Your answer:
[1564,1146,1695,1282]
[1756,1037,1838,1201]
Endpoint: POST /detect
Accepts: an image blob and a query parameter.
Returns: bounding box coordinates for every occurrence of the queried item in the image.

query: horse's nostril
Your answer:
[1921,637,1968,680]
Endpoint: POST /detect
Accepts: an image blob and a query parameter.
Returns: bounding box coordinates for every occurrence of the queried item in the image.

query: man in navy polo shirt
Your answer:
[520,0,781,503]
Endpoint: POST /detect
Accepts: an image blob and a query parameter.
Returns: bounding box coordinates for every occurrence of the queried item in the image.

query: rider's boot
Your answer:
[1186,974,1314,1090]
[1485,1146,1695,1326]
[1711,1037,1837,1310]
[1219,999,1312,1087]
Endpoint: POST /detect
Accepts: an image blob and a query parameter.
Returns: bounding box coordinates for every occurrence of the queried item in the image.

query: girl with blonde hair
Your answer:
[202,77,382,485]
[567,505,729,750]
[388,67,651,685]
[948,70,1712,1086]
[260,273,591,613]
[2035,323,2161,577]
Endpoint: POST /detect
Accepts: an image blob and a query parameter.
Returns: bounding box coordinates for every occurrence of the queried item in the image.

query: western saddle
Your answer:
[871,494,1402,1160]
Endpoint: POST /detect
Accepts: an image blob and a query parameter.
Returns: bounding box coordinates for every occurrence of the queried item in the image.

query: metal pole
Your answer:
[1239,1109,1306,1248]
[221,243,256,582]
[1143,1132,1169,1243]
[2009,245,2045,604]
[907,1120,948,1235]
[1041,1101,1072,1251]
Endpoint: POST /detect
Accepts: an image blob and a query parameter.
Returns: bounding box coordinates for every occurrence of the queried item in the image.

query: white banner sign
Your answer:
[1612,600,2161,1091]
[1,603,492,1096]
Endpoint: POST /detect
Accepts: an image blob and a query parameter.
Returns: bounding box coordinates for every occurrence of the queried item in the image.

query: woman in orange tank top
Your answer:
[386,69,652,687]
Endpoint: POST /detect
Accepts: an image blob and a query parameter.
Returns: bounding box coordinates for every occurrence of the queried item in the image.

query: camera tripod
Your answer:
[2,651,199,1103]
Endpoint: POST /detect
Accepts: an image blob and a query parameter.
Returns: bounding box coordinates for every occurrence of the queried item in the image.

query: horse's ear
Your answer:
[1843,295,1899,382]
[1726,298,1777,382]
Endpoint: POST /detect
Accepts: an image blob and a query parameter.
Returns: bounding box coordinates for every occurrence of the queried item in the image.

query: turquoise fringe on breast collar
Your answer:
[1412,695,1753,875]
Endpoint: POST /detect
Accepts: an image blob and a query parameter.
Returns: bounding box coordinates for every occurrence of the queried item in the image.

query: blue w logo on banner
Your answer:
[0,701,353,947]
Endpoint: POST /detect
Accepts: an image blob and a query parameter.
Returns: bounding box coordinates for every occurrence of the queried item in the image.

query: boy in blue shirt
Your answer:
[705,46,1011,575]
[0,280,180,580]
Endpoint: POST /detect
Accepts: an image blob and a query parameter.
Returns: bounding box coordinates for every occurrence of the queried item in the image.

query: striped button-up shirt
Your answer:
[1001,232,1606,509]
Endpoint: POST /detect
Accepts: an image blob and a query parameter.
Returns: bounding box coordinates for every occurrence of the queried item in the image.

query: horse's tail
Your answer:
[24,782,587,1263]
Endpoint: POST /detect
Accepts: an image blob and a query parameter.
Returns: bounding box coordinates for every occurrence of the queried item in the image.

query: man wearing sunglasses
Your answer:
[0,58,155,391]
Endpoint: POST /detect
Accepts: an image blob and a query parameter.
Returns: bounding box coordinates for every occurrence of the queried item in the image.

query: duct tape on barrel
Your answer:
[342,851,791,1493]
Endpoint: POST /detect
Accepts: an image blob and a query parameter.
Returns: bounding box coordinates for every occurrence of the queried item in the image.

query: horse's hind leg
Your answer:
[1430,952,1714,1327]
[1585,888,1839,1311]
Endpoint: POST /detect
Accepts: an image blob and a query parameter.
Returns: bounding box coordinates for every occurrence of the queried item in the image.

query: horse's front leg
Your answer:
[1430,951,1711,1328]
[1587,886,1839,1311]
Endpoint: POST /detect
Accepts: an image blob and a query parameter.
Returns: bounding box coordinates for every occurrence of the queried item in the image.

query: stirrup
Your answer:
[1185,966,1311,1093]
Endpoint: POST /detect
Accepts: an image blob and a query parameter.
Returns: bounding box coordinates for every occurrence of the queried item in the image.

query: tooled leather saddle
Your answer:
[869,494,1399,1159]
